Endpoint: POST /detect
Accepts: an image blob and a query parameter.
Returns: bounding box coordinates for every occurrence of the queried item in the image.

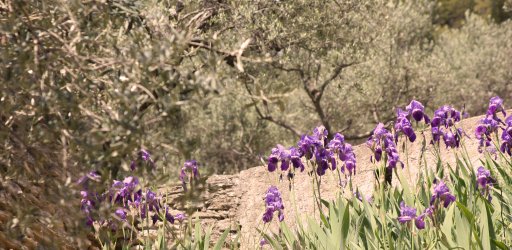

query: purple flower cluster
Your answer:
[267,144,304,172]
[429,180,456,208]
[394,100,430,143]
[328,133,357,175]
[395,109,417,143]
[407,100,431,124]
[500,116,512,156]
[399,180,456,228]
[475,97,506,153]
[262,186,284,223]
[77,170,101,190]
[80,174,175,229]
[130,149,155,171]
[78,171,101,226]
[487,96,506,120]
[431,105,465,148]
[180,160,200,190]
[475,116,500,152]
[397,202,425,229]
[267,126,356,176]
[80,190,96,226]
[78,150,191,234]
[477,166,495,201]
[367,123,401,169]
[174,213,186,223]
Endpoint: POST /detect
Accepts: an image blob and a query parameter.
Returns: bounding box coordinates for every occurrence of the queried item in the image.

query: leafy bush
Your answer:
[1,0,512,247]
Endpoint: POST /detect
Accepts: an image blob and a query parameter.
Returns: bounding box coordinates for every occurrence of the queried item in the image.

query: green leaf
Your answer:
[204,226,213,250]
[441,204,455,238]
[157,229,165,250]
[195,219,203,249]
[479,199,497,250]
[396,166,414,205]
[491,239,509,250]
[341,202,350,244]
[213,229,230,250]
[319,209,329,228]
[456,201,483,248]
[307,216,330,249]
[279,221,296,248]
[455,208,471,249]
[321,198,331,210]
[329,200,341,243]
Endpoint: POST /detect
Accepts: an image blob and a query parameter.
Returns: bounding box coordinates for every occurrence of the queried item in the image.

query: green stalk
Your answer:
[410,225,415,249]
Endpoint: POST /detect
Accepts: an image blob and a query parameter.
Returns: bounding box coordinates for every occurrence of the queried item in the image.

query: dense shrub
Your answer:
[1,0,511,247]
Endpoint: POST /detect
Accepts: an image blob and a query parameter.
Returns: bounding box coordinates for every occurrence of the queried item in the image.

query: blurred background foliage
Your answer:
[0,0,511,247]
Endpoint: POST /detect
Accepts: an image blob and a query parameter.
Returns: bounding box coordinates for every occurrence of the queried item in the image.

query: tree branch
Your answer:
[317,62,358,101]
[344,131,373,140]
[242,77,302,137]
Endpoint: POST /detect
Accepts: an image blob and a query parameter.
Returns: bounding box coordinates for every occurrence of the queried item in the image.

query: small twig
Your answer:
[242,77,302,137]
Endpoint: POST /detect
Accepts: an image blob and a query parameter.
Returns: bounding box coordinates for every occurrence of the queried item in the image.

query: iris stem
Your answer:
[410,226,415,249]
[312,170,324,218]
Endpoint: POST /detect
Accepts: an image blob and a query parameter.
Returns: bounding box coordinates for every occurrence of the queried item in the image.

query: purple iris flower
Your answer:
[297,134,322,160]
[431,105,461,128]
[500,116,512,156]
[430,106,466,148]
[313,125,328,144]
[146,189,161,212]
[151,213,160,225]
[119,176,139,200]
[262,186,284,223]
[180,160,200,188]
[77,171,100,189]
[406,100,430,123]
[341,144,357,175]
[81,191,94,215]
[109,176,140,204]
[430,180,456,208]
[328,133,357,175]
[290,147,305,172]
[367,123,402,169]
[140,205,147,219]
[260,238,268,246]
[164,206,174,224]
[397,202,417,223]
[476,96,508,153]
[267,146,280,172]
[475,116,500,153]
[174,213,186,223]
[397,202,425,230]
[395,108,416,143]
[477,166,493,188]
[267,145,304,172]
[327,133,345,149]
[415,214,426,229]
[279,146,291,171]
[487,96,506,119]
[477,166,495,201]
[423,206,434,218]
[314,147,332,176]
[115,208,127,221]
[131,149,155,171]
[85,216,94,226]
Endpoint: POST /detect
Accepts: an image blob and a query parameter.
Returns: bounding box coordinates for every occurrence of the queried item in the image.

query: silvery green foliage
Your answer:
[1,0,512,247]
[426,14,512,114]
[506,0,512,12]
[0,0,230,246]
